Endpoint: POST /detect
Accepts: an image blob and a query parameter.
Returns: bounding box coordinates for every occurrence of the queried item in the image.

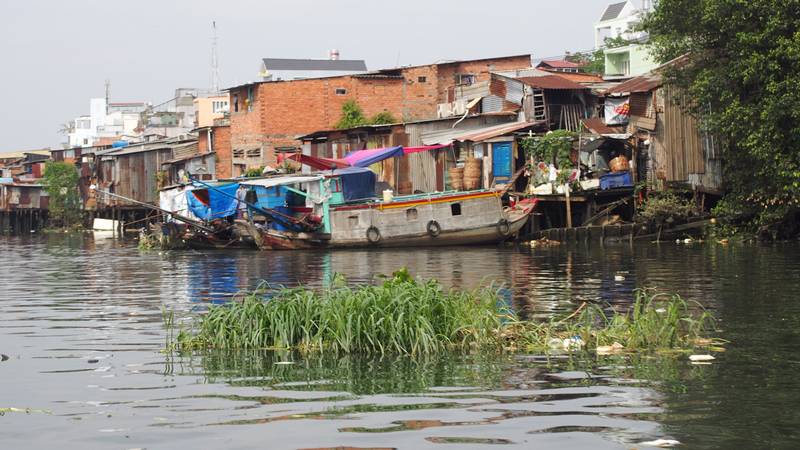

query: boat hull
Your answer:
[249,190,535,250]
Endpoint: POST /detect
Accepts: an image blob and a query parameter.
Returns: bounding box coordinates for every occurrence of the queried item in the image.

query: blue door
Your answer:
[492,142,513,183]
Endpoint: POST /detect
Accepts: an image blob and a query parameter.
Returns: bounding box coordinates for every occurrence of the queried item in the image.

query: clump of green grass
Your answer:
[502,289,715,352]
[171,271,717,356]
[174,269,508,355]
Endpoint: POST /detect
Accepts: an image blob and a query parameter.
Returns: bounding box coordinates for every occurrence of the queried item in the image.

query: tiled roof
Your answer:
[537,60,583,69]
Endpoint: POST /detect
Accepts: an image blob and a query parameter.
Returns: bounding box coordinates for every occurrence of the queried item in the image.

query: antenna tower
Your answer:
[211,21,221,93]
[105,79,111,113]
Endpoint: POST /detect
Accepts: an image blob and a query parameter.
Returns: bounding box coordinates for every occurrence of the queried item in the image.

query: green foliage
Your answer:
[507,289,715,352]
[175,268,506,355]
[641,0,800,238]
[170,270,716,356]
[636,191,697,226]
[567,36,636,75]
[42,161,81,228]
[244,167,264,178]
[335,100,398,129]
[335,100,368,129]
[520,130,576,170]
[369,111,398,125]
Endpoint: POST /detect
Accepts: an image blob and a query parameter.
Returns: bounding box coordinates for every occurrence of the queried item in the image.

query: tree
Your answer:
[370,111,398,125]
[42,162,81,228]
[335,100,399,129]
[642,0,800,238]
[567,36,635,75]
[335,100,368,129]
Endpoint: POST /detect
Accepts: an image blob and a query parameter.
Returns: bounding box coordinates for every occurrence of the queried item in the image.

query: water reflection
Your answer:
[2,235,800,449]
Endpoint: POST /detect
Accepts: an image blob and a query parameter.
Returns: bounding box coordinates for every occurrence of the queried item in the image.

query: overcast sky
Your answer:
[0,0,614,152]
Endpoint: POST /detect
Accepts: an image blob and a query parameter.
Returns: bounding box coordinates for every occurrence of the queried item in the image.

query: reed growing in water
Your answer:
[171,269,716,355]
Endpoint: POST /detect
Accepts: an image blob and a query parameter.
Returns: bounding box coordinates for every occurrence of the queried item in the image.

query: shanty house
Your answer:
[605,67,722,194]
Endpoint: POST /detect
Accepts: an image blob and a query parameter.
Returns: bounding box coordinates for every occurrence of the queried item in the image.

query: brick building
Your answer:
[226,54,532,171]
[196,119,232,179]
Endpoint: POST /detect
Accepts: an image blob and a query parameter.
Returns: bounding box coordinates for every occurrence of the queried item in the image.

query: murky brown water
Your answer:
[1,233,799,449]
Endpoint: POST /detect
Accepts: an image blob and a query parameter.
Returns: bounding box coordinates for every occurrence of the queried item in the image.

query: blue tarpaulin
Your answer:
[186,182,240,220]
[331,167,376,201]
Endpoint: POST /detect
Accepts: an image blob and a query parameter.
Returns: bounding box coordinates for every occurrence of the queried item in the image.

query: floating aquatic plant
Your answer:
[169,270,717,356]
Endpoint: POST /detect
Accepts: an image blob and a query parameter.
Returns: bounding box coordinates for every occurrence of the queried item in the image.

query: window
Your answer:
[212,100,229,114]
[406,208,418,221]
[417,76,427,83]
[456,74,476,85]
[246,148,262,158]
[450,203,462,216]
[233,94,239,112]
[335,88,347,95]
[246,87,255,112]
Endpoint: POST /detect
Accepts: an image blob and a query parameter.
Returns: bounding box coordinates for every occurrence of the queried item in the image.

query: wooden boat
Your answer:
[241,171,536,250]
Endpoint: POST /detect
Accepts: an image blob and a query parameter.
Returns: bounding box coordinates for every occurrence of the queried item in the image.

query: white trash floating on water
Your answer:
[639,438,682,447]
[689,354,716,362]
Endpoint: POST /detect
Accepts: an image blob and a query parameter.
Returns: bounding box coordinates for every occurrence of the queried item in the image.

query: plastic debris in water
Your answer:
[614,275,625,281]
[562,336,584,351]
[596,342,624,355]
[639,438,681,447]
[689,354,715,362]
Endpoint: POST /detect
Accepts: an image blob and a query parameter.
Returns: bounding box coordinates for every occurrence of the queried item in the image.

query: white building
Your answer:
[594,1,654,49]
[67,98,146,147]
[595,1,658,79]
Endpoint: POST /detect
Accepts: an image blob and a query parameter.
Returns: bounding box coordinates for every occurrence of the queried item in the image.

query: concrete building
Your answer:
[194,95,229,128]
[594,1,658,79]
[67,99,145,148]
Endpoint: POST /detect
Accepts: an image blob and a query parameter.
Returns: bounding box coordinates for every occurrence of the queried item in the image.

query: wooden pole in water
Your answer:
[565,183,573,228]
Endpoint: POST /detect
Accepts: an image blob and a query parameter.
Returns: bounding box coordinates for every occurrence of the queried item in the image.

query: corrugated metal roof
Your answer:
[262,58,367,72]
[582,118,624,135]
[421,121,542,145]
[605,71,662,95]
[516,75,589,90]
[600,1,628,21]
[541,71,605,84]
[537,60,583,69]
[456,121,541,142]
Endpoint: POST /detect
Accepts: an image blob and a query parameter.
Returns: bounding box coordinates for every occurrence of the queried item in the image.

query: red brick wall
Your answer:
[228,55,531,165]
[436,55,532,104]
[198,129,209,154]
[212,125,232,179]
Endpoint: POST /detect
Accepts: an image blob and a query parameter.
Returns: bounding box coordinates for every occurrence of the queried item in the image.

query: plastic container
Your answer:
[600,171,633,190]
[383,189,394,203]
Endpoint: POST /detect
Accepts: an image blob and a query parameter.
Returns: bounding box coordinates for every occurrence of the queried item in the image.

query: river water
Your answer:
[1,234,799,449]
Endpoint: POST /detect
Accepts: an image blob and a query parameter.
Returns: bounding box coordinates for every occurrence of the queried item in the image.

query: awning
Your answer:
[420,121,542,145]
[343,146,404,167]
[278,153,349,170]
[402,144,450,154]
[240,175,324,188]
